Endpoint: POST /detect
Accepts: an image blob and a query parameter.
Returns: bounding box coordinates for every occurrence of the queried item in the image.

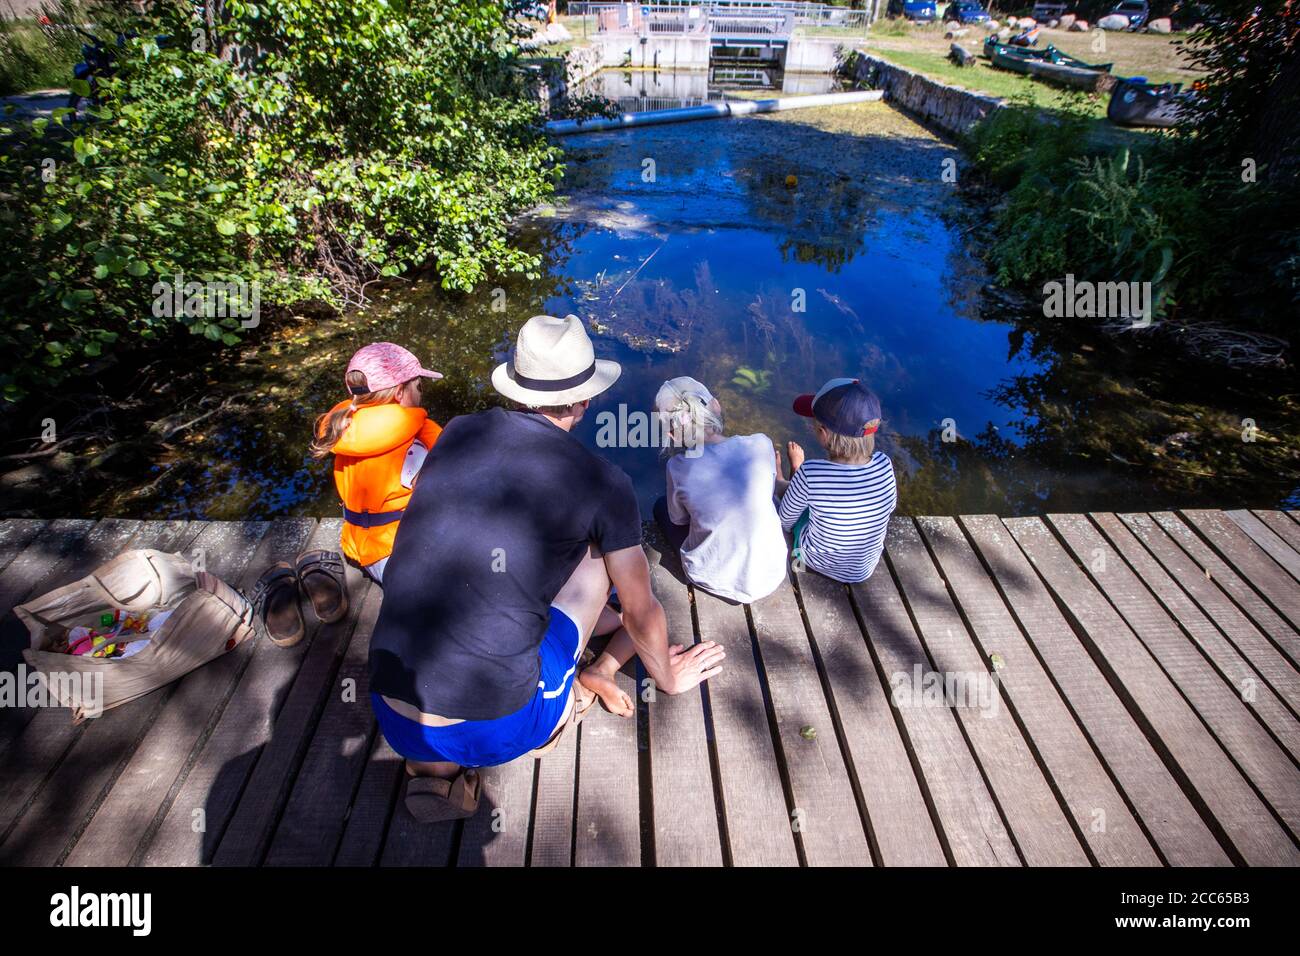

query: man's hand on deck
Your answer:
[667,641,726,694]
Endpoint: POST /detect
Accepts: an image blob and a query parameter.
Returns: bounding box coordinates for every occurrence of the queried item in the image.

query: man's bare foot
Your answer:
[578,668,634,717]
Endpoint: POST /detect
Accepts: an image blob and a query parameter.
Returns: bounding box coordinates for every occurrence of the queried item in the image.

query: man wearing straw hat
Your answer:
[368,314,725,822]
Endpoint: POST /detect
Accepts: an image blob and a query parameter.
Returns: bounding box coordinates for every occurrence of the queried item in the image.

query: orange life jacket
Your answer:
[323,400,442,568]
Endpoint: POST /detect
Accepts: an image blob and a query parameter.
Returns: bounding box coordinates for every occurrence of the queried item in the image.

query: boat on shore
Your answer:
[983,37,1113,74]
[1107,78,1196,128]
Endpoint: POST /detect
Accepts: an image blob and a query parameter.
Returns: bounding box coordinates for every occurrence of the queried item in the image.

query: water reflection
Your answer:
[10,71,1296,519]
[578,66,840,112]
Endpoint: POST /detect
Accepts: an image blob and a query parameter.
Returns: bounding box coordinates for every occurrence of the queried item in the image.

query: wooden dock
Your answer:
[0,510,1298,867]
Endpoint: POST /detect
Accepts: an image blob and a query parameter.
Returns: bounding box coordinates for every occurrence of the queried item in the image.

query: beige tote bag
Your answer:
[15,549,255,722]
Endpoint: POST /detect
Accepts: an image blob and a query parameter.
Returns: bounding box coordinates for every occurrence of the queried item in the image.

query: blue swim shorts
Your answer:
[370,605,581,768]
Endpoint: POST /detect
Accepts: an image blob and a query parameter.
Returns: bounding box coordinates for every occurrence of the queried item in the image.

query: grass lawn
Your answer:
[859,21,1204,115]
[0,17,83,96]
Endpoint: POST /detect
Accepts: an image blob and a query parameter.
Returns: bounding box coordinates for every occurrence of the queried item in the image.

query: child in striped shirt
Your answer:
[776,378,897,584]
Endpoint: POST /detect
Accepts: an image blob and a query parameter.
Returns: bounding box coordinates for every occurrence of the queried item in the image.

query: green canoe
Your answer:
[983,37,1113,74]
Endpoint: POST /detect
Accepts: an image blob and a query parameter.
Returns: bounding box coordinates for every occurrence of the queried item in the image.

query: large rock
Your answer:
[949,42,977,66]
[1059,13,1077,28]
[1099,13,1130,30]
[1006,15,1019,27]
[983,18,1000,32]
[1148,17,1172,33]
[1019,17,1037,27]
[944,20,961,32]
[1069,19,1089,31]
[1047,18,1060,28]
[945,26,969,38]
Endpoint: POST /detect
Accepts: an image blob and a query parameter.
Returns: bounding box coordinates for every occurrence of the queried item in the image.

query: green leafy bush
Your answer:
[0,0,561,402]
[967,99,1276,329]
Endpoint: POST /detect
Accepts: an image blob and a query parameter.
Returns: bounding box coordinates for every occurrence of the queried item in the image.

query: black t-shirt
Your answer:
[368,407,643,721]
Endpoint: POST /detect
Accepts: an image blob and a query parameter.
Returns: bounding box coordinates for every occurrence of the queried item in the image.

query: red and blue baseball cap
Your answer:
[793,378,882,437]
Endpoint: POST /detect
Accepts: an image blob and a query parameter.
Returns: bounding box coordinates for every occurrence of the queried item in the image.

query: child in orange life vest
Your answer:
[311,343,444,584]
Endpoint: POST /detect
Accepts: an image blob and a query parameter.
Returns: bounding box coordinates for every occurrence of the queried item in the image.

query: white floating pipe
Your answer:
[545,89,884,136]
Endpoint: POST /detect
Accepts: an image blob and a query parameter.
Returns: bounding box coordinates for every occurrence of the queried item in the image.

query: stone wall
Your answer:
[531,44,606,110]
[843,52,1004,138]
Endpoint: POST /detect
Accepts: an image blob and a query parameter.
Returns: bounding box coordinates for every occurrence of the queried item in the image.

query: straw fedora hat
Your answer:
[492,314,621,407]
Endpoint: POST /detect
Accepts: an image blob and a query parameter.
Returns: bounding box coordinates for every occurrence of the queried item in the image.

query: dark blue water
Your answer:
[532,98,1042,511]
[37,81,1296,519]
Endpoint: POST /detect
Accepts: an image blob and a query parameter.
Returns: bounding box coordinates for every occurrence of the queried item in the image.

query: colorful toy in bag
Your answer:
[61,608,174,659]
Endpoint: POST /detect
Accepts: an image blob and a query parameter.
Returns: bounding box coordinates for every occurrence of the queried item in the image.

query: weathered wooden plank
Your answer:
[264,579,386,866]
[1050,513,1300,840]
[1092,513,1300,765]
[212,543,371,866]
[1147,511,1300,669]
[692,589,799,866]
[0,519,95,623]
[1226,510,1300,584]
[457,756,535,867]
[795,568,946,866]
[646,555,723,866]
[1005,516,1299,866]
[0,519,48,576]
[529,728,577,866]
[749,576,873,866]
[917,516,1158,866]
[1252,510,1300,556]
[0,521,266,866]
[1179,510,1300,634]
[959,514,1229,865]
[1116,512,1300,715]
[63,519,311,867]
[332,733,403,867]
[574,667,640,866]
[380,801,459,867]
[850,528,1019,866]
[140,519,344,867]
[888,519,1087,865]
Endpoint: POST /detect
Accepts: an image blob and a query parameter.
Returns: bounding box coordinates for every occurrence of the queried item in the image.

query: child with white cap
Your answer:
[578,374,784,714]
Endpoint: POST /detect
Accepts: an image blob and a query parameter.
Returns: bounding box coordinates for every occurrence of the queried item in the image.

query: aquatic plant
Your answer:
[731,366,772,393]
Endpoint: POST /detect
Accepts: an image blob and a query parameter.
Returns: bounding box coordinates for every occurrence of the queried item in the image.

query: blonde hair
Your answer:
[310,370,406,458]
[818,424,876,462]
[655,378,724,457]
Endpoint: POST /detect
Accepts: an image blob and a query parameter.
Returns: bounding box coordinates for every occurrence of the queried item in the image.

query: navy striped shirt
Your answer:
[778,453,897,583]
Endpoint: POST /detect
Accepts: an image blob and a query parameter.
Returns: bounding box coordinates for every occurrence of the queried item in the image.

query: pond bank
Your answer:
[2,84,1297,520]
[842,50,1005,137]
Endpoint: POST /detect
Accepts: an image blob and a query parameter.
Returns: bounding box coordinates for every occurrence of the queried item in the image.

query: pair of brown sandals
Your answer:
[249,550,348,647]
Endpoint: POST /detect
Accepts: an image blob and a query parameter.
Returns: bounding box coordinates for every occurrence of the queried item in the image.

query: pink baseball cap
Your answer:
[345,342,443,395]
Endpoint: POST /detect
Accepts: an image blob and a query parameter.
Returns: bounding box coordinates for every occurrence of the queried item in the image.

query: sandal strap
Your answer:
[297,550,345,577]
[249,565,297,612]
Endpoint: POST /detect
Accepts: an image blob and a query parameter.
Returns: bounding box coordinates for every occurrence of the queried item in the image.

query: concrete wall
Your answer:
[593,35,711,71]
[783,38,842,74]
[842,52,1004,137]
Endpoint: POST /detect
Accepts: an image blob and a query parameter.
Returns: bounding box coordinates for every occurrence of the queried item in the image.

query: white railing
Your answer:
[567,1,873,38]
